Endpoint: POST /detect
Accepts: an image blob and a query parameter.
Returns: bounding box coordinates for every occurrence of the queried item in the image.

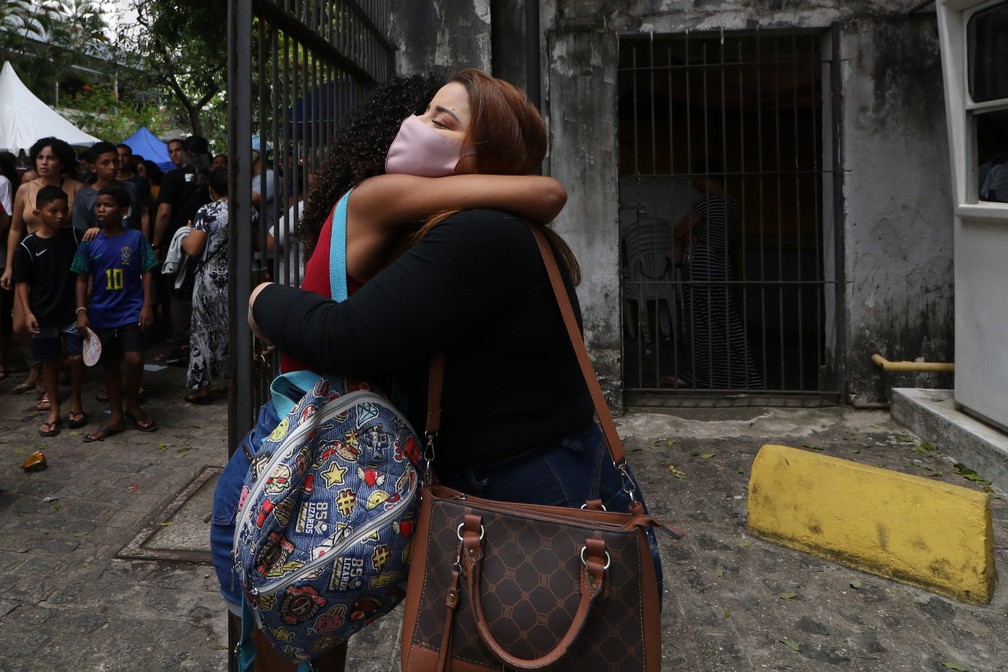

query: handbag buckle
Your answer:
[456,522,485,542]
[580,546,612,570]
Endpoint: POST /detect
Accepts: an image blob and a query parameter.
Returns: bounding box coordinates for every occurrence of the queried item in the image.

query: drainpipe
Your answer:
[871,353,954,373]
[525,0,541,110]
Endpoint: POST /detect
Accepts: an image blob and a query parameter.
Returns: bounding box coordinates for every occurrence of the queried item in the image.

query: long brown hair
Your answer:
[415,69,580,285]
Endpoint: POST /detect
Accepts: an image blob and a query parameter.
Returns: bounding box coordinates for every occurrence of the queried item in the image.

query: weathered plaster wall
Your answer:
[837,17,953,403]
[545,29,624,400]
[388,1,492,75]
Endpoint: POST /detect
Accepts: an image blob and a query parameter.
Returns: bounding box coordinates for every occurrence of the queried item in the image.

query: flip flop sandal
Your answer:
[68,411,88,429]
[39,420,61,437]
[36,394,51,412]
[12,381,35,394]
[125,411,157,432]
[83,425,125,443]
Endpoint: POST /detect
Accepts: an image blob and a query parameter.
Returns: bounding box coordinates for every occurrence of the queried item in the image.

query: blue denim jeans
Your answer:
[210,401,281,613]
[434,422,665,609]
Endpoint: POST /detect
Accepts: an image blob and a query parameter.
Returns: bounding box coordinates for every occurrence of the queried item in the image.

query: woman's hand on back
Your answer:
[248,281,274,345]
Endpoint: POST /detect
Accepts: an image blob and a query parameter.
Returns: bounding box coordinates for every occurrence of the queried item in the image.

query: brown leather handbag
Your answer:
[400,224,680,672]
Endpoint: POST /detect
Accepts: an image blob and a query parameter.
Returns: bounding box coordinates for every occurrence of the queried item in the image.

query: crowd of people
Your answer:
[0,133,239,440]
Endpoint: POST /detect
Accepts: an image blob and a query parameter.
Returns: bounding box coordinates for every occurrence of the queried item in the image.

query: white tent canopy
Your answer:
[0,61,98,154]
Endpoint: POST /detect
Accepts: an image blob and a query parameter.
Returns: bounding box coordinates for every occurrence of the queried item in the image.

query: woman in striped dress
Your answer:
[675,161,761,389]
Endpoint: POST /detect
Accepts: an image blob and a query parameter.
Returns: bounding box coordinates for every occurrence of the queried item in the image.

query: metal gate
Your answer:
[226,0,393,435]
[618,30,842,400]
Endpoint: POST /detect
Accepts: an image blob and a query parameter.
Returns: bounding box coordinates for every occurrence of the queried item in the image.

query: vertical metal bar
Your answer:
[701,38,713,390]
[667,41,681,385]
[227,0,253,454]
[792,33,805,391]
[811,35,824,387]
[648,36,662,385]
[755,29,769,390]
[630,43,643,388]
[735,35,756,389]
[773,37,786,390]
[683,31,696,388]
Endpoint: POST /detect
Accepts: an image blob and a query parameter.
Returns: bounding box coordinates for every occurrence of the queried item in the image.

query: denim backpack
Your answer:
[233,372,422,664]
[233,191,423,667]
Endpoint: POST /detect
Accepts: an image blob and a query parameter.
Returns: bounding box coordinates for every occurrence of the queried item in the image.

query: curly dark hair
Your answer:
[28,137,78,178]
[298,72,445,255]
[0,151,19,189]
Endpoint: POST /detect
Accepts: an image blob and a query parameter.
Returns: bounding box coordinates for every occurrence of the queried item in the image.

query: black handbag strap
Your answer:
[424,222,627,468]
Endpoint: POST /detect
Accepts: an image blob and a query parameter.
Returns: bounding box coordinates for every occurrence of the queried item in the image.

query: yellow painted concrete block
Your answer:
[748,444,996,604]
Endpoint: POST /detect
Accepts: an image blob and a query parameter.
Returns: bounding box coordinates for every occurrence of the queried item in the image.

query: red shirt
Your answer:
[280,207,364,373]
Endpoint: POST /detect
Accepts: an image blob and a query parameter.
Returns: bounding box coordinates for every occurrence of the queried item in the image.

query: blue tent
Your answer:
[121,126,174,173]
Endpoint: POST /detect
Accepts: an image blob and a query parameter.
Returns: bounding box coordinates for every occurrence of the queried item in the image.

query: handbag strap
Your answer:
[461,514,608,670]
[526,224,627,467]
[424,223,627,469]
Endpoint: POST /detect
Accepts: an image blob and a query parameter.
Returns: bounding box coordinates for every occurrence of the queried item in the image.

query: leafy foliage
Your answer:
[125,0,227,142]
[62,84,169,143]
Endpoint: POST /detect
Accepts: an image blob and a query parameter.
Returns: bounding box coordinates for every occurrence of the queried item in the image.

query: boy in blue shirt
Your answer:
[72,185,158,441]
[12,186,86,437]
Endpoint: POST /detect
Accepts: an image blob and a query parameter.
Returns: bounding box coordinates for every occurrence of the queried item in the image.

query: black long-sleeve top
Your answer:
[252,208,595,467]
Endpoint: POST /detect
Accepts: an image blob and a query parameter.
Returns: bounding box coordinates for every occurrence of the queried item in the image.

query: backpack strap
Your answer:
[236,597,256,672]
[328,190,352,302]
[266,190,355,417]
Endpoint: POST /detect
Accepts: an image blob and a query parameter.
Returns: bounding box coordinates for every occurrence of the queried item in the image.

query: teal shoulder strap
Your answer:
[328,189,352,302]
[267,189,354,416]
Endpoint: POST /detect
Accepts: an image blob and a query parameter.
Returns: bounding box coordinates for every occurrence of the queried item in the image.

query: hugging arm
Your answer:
[251,210,537,376]
[350,173,567,233]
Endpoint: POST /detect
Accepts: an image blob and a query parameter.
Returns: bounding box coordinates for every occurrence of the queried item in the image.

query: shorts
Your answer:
[210,400,283,614]
[94,323,144,357]
[31,324,84,361]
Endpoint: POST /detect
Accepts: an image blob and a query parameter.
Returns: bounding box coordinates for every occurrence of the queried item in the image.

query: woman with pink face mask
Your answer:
[215,71,570,672]
[250,67,663,669]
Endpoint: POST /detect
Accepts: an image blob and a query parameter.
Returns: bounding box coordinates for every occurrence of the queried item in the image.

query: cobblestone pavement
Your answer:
[0,358,1004,671]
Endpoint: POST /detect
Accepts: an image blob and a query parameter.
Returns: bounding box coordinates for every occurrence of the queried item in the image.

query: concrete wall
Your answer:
[387,1,954,404]
[388,1,492,74]
[837,17,954,403]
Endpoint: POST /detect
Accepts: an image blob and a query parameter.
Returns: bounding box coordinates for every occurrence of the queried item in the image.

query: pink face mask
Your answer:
[385,115,463,177]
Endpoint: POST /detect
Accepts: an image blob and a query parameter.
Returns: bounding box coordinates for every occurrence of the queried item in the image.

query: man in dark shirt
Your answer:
[152,136,211,363]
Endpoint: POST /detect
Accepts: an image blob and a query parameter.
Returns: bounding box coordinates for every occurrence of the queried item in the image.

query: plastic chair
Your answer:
[622,217,678,342]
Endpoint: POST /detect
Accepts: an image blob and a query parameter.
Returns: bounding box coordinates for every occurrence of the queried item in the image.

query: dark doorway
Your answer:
[618,31,840,399]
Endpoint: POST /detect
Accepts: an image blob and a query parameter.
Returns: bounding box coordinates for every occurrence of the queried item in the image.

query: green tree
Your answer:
[45,0,107,106]
[0,0,46,59]
[63,84,167,143]
[1,0,54,91]
[127,0,226,140]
